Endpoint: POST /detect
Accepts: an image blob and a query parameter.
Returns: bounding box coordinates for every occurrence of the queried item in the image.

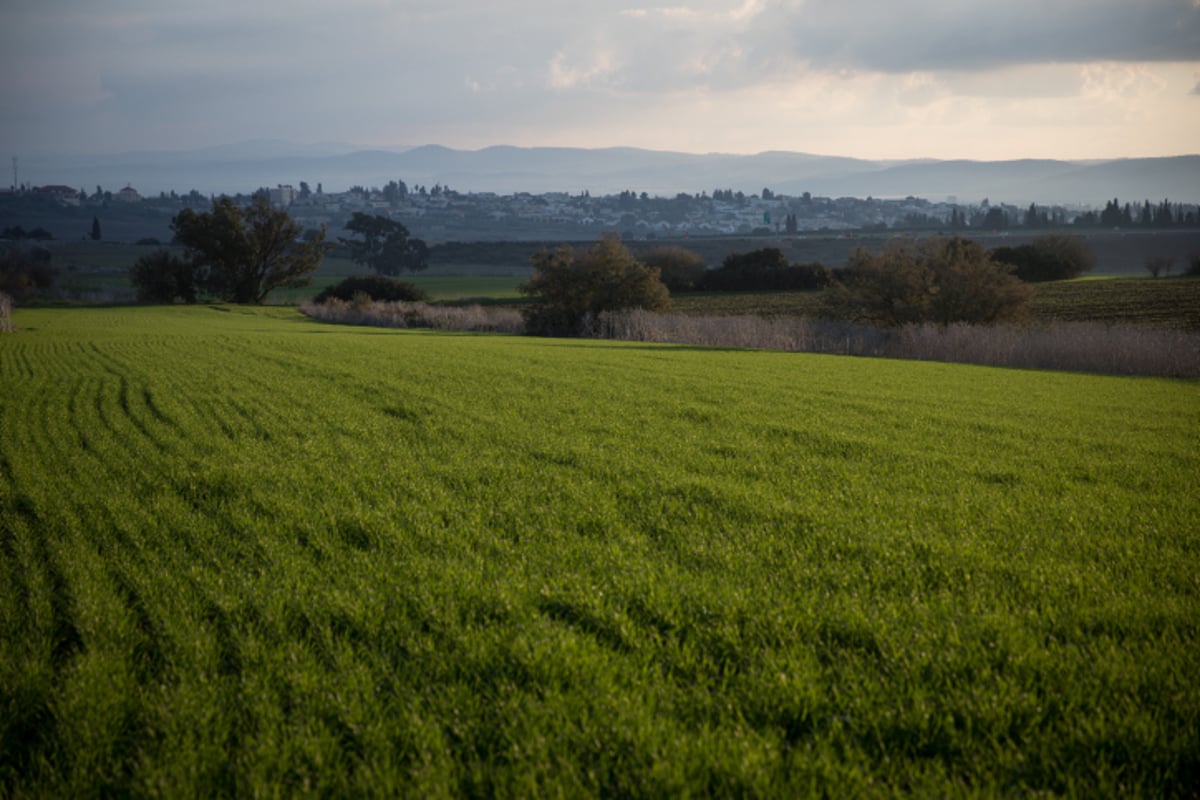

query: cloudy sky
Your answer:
[3,0,1198,160]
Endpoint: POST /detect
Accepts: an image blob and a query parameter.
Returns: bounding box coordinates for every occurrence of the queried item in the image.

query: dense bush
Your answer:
[990,234,1096,282]
[1,225,53,241]
[0,246,57,301]
[521,234,669,336]
[701,247,833,292]
[129,250,202,303]
[831,236,1032,326]
[639,246,707,293]
[313,275,430,304]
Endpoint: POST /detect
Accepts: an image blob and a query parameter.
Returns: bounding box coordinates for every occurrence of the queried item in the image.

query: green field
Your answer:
[2,306,1198,796]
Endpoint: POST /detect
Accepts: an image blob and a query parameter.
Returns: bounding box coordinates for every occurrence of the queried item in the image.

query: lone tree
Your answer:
[521,234,670,336]
[170,196,328,304]
[340,213,428,275]
[832,236,1032,326]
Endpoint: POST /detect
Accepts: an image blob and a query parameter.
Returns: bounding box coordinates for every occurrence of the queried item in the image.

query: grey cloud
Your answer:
[4,0,1198,156]
[781,0,1200,72]
[497,0,1200,97]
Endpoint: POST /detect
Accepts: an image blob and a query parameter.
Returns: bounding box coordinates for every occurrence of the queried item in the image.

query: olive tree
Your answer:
[170,196,328,304]
[521,234,670,336]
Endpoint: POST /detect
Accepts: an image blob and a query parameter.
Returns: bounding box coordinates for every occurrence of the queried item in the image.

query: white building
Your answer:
[269,185,296,208]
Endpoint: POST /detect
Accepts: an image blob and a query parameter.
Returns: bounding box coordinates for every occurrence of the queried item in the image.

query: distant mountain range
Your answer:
[16,141,1200,206]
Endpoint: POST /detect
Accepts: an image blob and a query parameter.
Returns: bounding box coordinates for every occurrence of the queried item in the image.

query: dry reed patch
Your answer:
[0,291,13,333]
[590,310,1200,378]
[301,300,1200,378]
[300,299,525,334]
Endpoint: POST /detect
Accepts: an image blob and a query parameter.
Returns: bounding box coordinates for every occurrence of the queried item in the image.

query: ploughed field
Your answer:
[1,306,1198,796]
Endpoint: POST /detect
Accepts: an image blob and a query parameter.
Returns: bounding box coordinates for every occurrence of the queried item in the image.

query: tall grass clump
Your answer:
[585,309,890,355]
[0,291,12,332]
[300,298,524,334]
[890,321,1200,376]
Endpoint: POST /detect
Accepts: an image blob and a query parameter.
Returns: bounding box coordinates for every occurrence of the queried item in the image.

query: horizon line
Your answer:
[13,141,1200,163]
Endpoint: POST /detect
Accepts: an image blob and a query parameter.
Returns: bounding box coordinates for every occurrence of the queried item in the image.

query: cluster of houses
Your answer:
[278,184,998,240]
[28,185,142,206]
[14,178,1161,243]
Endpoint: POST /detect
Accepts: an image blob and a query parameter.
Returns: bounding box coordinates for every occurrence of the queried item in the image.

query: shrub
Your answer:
[991,234,1096,282]
[313,275,430,304]
[700,248,833,292]
[1,226,53,241]
[521,234,669,337]
[639,246,707,293]
[0,247,57,301]
[1185,254,1200,278]
[129,250,202,303]
[831,236,1033,326]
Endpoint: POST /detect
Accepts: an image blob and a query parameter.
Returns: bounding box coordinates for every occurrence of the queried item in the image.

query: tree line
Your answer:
[117,195,1187,338]
[128,202,429,304]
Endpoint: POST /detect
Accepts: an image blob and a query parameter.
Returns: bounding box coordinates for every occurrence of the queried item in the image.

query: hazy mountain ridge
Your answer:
[15,144,1199,206]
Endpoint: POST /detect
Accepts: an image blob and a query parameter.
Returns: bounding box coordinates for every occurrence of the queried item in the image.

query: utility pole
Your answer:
[11,156,17,192]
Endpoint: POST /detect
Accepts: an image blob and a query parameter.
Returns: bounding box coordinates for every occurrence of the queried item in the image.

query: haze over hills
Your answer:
[14,142,1199,206]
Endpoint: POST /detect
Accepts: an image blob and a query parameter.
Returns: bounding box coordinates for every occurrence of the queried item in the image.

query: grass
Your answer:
[2,305,1198,796]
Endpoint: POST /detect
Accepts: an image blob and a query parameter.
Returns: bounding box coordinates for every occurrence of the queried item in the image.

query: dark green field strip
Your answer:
[670,277,1200,329]
[1030,277,1200,329]
[1,305,1198,795]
